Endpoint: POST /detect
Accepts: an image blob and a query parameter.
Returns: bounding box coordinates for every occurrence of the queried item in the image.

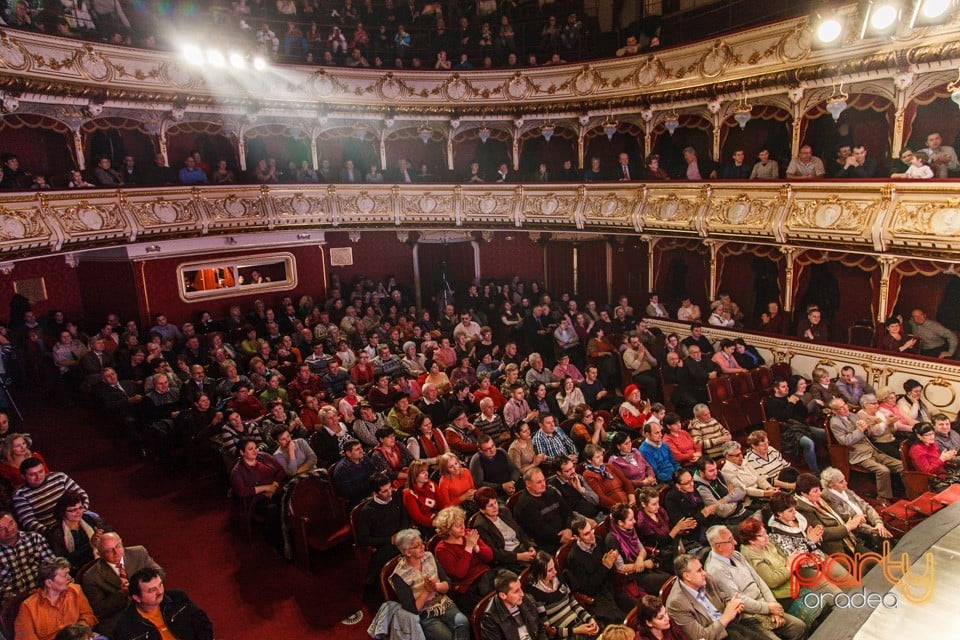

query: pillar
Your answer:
[641,235,660,293]
[877,256,901,323]
[705,240,720,301]
[780,246,798,312]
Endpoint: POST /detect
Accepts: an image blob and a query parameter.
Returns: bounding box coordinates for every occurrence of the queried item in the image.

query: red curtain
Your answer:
[418,241,475,308]
[654,241,709,310]
[652,116,712,178]
[719,106,792,172]
[793,251,879,341]
[889,260,950,318]
[610,238,647,308]
[905,94,959,152]
[0,114,75,184]
[575,240,607,301]
[801,94,894,174]
[545,241,575,298]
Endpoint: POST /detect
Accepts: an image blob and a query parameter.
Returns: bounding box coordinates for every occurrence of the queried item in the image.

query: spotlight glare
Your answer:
[207,49,225,67]
[870,4,899,30]
[922,0,951,18]
[229,52,246,69]
[253,56,267,71]
[182,44,203,65]
[816,18,843,43]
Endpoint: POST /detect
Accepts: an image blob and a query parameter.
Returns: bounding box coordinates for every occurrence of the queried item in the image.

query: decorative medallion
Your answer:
[776,23,812,63]
[76,47,112,82]
[634,56,665,88]
[442,75,472,101]
[290,195,312,215]
[0,216,26,239]
[160,61,194,88]
[356,195,376,213]
[571,67,600,96]
[813,202,843,228]
[77,207,104,230]
[153,202,178,223]
[222,197,247,218]
[931,207,960,235]
[697,41,734,78]
[503,73,534,100]
[311,71,338,97]
[0,35,28,70]
[376,75,405,101]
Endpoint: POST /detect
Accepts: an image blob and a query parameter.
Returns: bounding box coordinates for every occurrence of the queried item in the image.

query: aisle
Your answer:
[20,390,371,639]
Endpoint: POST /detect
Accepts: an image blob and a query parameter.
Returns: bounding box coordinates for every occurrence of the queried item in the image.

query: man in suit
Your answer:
[494,162,512,183]
[666,553,761,640]
[615,152,639,181]
[81,532,164,636]
[827,398,902,504]
[393,157,414,184]
[99,367,144,449]
[180,364,217,408]
[820,466,893,549]
[80,337,115,390]
[704,526,807,640]
[339,159,360,183]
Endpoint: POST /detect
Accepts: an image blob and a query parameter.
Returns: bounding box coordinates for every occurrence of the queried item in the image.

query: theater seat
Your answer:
[289,473,352,568]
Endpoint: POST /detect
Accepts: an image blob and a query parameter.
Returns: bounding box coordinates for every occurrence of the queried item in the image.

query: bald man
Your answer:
[80,533,164,636]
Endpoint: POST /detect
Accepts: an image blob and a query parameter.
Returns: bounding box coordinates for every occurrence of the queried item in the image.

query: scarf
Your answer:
[610,523,641,563]
[585,463,612,481]
[797,496,858,554]
[61,517,96,554]
[376,443,402,471]
[393,553,452,616]
[417,430,446,459]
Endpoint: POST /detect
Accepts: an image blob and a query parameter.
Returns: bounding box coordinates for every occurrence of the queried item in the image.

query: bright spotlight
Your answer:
[871,3,900,28]
[229,52,246,69]
[816,17,844,43]
[921,0,951,18]
[206,49,225,67]
[182,44,204,65]
[253,56,267,71]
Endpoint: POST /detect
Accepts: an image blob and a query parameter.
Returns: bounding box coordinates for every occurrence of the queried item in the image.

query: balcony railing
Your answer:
[0,180,958,261]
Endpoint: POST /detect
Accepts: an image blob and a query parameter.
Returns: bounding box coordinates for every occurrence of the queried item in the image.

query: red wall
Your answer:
[325,231,416,290]
[0,255,84,323]
[478,235,545,283]
[77,260,140,326]
[610,238,648,309]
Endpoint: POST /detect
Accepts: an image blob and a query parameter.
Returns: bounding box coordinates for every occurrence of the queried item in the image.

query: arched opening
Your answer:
[82,117,156,173]
[801,94,895,177]
[719,105,792,177]
[452,128,511,180]
[794,251,879,342]
[518,127,576,177]
[0,114,75,188]
[716,244,784,327]
[167,122,239,178]
[654,240,710,311]
[244,124,311,181]
[584,127,643,174]
[316,128,379,178]
[385,128,447,180]
[651,115,712,179]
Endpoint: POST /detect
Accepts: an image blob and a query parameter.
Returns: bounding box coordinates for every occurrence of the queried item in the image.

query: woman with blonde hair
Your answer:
[0,433,47,489]
[433,505,494,614]
[437,452,477,508]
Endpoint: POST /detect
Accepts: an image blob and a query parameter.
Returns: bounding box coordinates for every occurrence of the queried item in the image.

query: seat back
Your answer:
[763,419,782,453]
[822,418,852,478]
[847,322,875,347]
[379,555,402,602]
[506,489,526,513]
[770,362,792,381]
[554,540,574,573]
[707,377,734,404]
[471,591,498,640]
[1,590,31,640]
[624,604,638,628]
[729,372,754,396]
[658,575,677,601]
[900,440,932,499]
[288,473,351,559]
[750,366,772,393]
[427,533,442,553]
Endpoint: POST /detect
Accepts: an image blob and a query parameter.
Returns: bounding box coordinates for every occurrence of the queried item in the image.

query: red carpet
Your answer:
[20,389,373,639]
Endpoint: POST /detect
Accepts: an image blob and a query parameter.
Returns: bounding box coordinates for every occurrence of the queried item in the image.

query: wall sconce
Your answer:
[826,83,849,121]
[664,113,680,135]
[733,82,752,129]
[540,122,555,142]
[417,124,432,144]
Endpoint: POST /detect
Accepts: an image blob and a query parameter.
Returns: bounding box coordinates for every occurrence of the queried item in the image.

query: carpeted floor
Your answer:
[17,387,373,640]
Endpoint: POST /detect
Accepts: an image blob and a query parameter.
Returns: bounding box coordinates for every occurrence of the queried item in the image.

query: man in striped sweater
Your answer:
[12,459,90,535]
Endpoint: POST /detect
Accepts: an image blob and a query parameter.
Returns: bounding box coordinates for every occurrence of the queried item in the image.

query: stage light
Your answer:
[815,16,844,44]
[910,0,954,25]
[253,56,267,71]
[229,52,246,69]
[860,1,902,37]
[182,44,204,65]
[206,49,225,67]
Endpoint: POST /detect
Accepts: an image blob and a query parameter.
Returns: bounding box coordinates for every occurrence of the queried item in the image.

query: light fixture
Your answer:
[206,49,225,67]
[860,0,902,38]
[826,83,849,121]
[182,44,204,65]
[910,0,954,25]
[664,112,680,136]
[949,69,960,108]
[812,11,845,45]
[733,82,752,129]
[252,56,267,71]
[540,122,555,142]
[417,124,432,144]
[478,126,491,143]
[229,52,246,69]
[601,116,619,140]
[353,125,367,140]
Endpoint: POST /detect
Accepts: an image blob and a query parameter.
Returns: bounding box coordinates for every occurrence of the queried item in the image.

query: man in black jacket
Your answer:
[564,516,633,626]
[481,570,548,640]
[112,567,213,640]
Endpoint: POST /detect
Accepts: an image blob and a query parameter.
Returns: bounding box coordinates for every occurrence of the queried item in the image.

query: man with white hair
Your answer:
[704,525,807,640]
[829,397,901,504]
[719,442,778,509]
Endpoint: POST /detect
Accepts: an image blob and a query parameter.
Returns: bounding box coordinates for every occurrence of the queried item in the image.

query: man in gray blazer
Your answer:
[665,553,766,640]
[820,466,894,548]
[828,398,902,503]
[703,526,807,640]
[80,532,164,636]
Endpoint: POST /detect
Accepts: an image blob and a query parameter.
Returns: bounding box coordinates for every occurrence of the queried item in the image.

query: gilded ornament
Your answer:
[776,22,812,62]
[634,56,665,88]
[697,41,735,78]
[788,194,877,231]
[0,33,29,70]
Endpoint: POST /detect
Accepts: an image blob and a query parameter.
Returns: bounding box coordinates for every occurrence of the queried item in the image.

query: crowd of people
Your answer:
[0,421,213,639]
[2,127,956,194]
[1,266,955,639]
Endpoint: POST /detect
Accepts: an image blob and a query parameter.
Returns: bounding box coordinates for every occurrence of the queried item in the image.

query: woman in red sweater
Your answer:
[909,422,960,491]
[402,460,440,530]
[662,413,702,467]
[436,453,477,508]
[433,505,494,614]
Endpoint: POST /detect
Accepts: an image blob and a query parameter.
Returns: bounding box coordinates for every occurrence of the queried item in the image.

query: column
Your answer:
[877,256,901,323]
[447,131,455,171]
[641,235,660,293]
[704,240,720,301]
[780,246,797,312]
[892,72,914,159]
[310,135,319,170]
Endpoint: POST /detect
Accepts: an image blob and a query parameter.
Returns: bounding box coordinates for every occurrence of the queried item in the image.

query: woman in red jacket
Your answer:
[433,505,494,614]
[909,422,960,491]
[402,460,440,531]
